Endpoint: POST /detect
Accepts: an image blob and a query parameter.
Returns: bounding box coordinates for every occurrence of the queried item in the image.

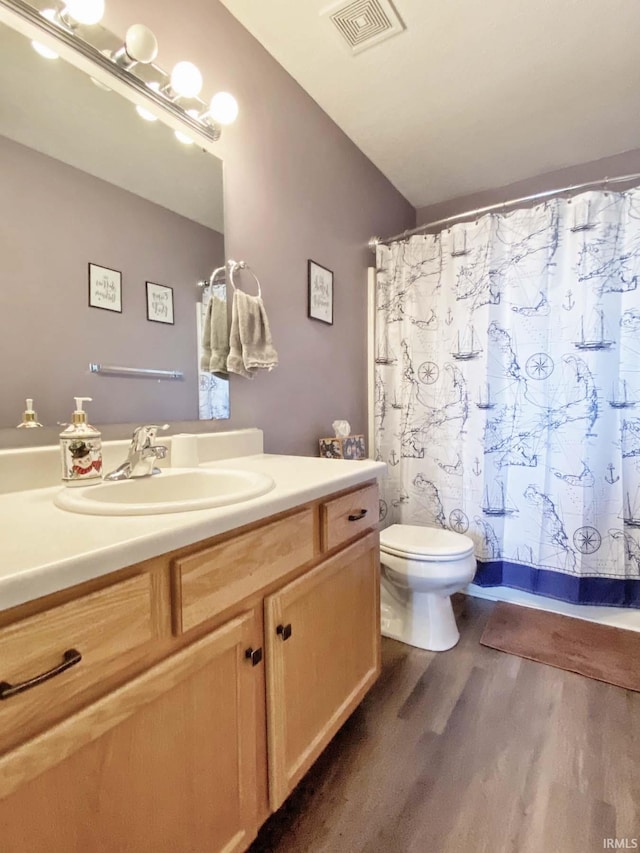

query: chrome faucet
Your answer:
[104,424,169,480]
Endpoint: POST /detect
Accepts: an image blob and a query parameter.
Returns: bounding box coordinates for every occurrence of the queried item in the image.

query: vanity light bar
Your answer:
[0,0,222,145]
[89,363,184,380]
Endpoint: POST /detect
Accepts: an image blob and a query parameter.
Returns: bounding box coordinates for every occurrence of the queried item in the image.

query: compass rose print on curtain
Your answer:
[374,189,640,606]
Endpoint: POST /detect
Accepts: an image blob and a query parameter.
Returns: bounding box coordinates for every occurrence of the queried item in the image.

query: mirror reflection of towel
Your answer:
[200,295,229,376]
[227,290,278,379]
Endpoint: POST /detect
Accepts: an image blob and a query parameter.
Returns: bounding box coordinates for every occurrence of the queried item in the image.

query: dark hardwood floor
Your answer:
[249,595,640,853]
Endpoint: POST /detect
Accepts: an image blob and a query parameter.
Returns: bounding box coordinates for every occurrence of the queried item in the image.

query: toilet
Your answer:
[379,524,476,651]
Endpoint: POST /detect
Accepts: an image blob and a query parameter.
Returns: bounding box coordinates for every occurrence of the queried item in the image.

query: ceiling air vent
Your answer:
[321,0,405,55]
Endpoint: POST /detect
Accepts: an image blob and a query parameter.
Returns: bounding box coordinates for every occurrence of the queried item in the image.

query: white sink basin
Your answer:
[54,468,275,516]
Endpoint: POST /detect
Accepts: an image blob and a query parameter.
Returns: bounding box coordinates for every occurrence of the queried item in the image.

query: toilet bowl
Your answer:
[379,524,476,651]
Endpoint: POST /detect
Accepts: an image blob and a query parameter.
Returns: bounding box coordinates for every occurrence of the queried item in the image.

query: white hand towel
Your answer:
[200,294,229,376]
[199,297,214,372]
[227,290,254,379]
[226,289,278,378]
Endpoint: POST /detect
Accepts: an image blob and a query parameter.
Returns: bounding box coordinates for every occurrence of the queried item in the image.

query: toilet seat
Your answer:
[380,524,474,562]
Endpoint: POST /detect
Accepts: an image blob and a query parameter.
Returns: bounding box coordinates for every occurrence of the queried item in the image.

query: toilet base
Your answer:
[380,581,460,651]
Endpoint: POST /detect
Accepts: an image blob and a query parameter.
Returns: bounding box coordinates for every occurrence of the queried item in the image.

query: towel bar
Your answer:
[89,363,184,380]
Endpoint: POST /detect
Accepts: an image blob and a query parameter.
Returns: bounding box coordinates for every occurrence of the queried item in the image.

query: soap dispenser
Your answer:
[16,398,43,428]
[60,397,103,487]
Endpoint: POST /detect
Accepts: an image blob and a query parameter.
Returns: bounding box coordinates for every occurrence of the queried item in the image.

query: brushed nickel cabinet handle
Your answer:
[348,509,368,521]
[0,649,82,701]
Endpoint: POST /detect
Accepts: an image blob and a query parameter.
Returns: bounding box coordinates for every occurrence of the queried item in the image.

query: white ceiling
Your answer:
[219,0,640,210]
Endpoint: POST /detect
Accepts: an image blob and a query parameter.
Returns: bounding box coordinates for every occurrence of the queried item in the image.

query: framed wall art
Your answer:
[146,281,174,325]
[88,263,122,313]
[308,259,333,325]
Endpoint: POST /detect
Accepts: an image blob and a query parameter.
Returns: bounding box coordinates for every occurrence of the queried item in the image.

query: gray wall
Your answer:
[0,135,224,427]
[102,0,415,457]
[416,147,640,227]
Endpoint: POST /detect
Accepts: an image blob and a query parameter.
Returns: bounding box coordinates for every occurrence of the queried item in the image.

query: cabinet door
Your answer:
[0,609,264,853]
[265,531,380,810]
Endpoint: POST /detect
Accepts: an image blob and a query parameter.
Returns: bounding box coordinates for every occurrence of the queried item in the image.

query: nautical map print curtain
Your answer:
[375,190,640,606]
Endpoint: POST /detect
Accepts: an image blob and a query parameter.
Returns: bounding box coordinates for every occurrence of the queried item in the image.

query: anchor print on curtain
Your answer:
[375,190,640,606]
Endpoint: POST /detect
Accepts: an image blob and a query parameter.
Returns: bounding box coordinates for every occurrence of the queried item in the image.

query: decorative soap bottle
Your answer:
[60,397,103,487]
[16,398,43,428]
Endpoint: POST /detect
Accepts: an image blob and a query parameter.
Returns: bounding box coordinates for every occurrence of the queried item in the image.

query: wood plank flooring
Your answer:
[249,595,640,853]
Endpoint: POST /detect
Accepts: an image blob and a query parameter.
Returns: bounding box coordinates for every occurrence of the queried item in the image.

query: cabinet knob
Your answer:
[276,623,292,641]
[244,647,263,666]
[348,509,368,521]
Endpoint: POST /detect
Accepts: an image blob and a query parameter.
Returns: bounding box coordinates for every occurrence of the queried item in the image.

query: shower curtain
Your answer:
[374,189,640,606]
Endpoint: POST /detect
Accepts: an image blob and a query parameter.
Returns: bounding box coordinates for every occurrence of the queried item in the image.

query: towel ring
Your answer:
[229,261,261,298]
[197,265,226,290]
[209,265,227,286]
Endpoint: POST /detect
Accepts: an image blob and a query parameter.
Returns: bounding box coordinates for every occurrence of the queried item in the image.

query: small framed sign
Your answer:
[308,259,333,325]
[146,282,174,325]
[88,263,122,313]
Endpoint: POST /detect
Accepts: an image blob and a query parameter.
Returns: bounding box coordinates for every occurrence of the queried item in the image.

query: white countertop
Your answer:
[0,454,385,613]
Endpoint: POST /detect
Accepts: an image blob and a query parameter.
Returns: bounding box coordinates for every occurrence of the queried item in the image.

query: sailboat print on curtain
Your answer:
[375,189,640,606]
[476,383,495,410]
[623,489,640,529]
[608,380,637,409]
[482,481,517,517]
[451,326,482,360]
[574,310,614,351]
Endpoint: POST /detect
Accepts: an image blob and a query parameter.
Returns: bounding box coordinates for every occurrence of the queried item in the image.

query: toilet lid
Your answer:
[380,524,474,561]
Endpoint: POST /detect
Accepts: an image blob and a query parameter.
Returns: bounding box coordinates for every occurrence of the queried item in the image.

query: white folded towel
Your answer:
[200,294,229,376]
[226,289,278,379]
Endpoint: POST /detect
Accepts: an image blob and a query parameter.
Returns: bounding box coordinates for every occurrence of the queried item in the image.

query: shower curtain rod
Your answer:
[368,171,640,251]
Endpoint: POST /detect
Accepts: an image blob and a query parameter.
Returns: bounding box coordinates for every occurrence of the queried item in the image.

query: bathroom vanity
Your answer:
[0,431,383,852]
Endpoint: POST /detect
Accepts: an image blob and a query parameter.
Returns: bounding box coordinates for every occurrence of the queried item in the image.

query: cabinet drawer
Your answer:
[320,482,379,552]
[0,573,157,756]
[173,508,316,635]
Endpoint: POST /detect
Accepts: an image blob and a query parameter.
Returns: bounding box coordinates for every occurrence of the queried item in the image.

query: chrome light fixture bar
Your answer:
[0,0,223,145]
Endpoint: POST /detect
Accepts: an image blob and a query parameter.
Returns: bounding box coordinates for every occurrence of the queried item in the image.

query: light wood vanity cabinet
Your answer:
[0,608,263,853]
[0,572,160,757]
[265,531,380,810]
[0,480,380,853]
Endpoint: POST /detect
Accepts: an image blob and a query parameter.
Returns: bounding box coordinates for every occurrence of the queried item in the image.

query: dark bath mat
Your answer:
[480,601,640,692]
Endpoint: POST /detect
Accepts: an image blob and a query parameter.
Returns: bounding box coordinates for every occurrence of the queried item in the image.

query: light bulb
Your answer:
[136,105,158,122]
[209,92,238,125]
[62,0,104,25]
[124,24,158,63]
[174,109,199,145]
[170,61,202,98]
[31,40,59,59]
[137,82,160,120]
[174,130,194,145]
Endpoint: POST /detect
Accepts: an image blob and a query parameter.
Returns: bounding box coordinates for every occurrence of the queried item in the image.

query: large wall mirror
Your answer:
[0,7,229,442]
